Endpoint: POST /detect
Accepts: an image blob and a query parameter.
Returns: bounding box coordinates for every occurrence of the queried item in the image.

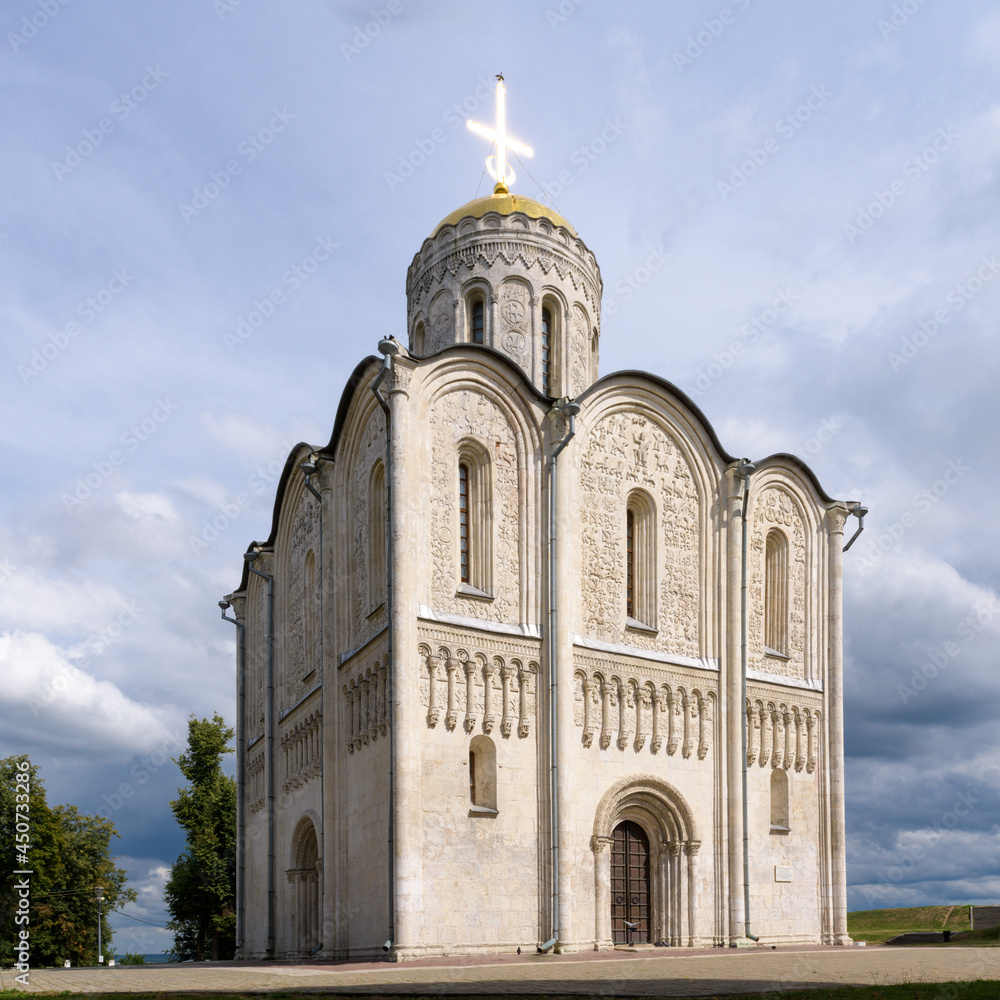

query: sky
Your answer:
[2,0,998,956]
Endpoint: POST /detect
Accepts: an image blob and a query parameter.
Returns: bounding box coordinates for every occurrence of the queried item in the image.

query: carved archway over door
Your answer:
[287,817,320,957]
[592,775,701,949]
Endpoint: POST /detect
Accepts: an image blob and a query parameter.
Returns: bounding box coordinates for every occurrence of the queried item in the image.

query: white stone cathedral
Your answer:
[223,83,857,961]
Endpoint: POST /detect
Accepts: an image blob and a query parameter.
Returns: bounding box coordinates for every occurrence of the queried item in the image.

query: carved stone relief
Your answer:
[580,411,700,654]
[569,304,591,397]
[427,388,521,622]
[419,641,536,739]
[749,488,807,679]
[572,657,716,760]
[497,279,530,370]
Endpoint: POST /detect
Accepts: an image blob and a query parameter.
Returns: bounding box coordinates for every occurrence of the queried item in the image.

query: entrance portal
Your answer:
[611,820,650,943]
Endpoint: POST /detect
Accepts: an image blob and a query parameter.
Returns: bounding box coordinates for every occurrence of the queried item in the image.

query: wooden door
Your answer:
[611,820,651,944]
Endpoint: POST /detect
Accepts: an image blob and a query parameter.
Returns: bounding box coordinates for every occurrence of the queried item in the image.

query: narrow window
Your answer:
[456,444,493,596]
[413,321,425,355]
[468,735,497,813]
[625,491,656,629]
[765,529,788,654]
[626,509,635,619]
[770,768,790,832]
[304,549,316,678]
[369,463,387,610]
[471,300,484,344]
[459,462,470,584]
[541,306,551,394]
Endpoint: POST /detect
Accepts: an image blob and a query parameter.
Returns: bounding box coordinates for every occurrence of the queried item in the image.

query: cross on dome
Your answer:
[466,75,534,195]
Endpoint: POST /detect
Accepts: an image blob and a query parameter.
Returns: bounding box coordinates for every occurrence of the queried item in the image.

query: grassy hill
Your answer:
[847,905,972,943]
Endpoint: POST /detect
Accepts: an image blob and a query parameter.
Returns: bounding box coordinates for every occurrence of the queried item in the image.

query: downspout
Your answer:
[842,504,868,552]
[370,342,397,954]
[300,455,324,954]
[245,548,276,958]
[737,460,759,943]
[219,599,245,955]
[543,398,580,952]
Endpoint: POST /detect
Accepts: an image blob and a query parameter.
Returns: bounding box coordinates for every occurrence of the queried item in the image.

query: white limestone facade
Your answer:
[225,188,853,961]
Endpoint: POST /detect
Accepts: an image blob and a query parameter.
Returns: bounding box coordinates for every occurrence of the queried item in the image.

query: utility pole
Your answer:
[96,886,103,965]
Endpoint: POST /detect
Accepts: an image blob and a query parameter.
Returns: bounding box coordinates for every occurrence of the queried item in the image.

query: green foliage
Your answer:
[117,951,147,964]
[164,714,236,962]
[0,755,135,968]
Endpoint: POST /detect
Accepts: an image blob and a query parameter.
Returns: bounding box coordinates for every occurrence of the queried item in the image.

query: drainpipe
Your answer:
[842,504,868,552]
[300,454,324,954]
[545,397,580,951]
[737,460,759,944]
[370,340,399,955]
[245,547,276,958]
[219,599,245,955]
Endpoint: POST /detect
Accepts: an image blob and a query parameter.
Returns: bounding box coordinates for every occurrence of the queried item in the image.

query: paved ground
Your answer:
[3,945,999,996]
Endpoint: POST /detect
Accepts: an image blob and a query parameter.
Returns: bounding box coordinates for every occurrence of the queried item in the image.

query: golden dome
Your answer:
[432,187,576,238]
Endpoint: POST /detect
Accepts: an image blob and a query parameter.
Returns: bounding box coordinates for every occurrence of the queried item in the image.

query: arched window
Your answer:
[413,321,425,355]
[368,462,386,610]
[456,443,492,597]
[770,768,790,832]
[458,462,470,584]
[625,490,656,630]
[471,298,485,344]
[469,734,497,813]
[541,306,552,394]
[591,329,599,382]
[765,529,788,655]
[304,549,316,678]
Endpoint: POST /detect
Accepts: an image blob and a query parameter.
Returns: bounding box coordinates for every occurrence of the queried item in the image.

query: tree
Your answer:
[163,714,236,961]
[0,755,135,968]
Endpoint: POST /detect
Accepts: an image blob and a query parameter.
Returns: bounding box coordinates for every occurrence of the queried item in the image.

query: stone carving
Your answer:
[427,388,521,623]
[246,748,265,814]
[572,661,715,760]
[418,643,536,739]
[497,279,530,369]
[342,657,389,754]
[749,487,808,679]
[427,291,454,352]
[569,304,591,397]
[744,689,822,773]
[350,410,388,648]
[580,411,700,653]
[281,709,322,793]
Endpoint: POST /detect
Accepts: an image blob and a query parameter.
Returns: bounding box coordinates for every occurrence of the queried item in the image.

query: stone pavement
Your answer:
[2,945,998,996]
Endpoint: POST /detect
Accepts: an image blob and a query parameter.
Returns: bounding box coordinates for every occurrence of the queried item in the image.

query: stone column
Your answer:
[826,506,851,944]
[445,658,459,731]
[426,654,440,727]
[464,660,478,733]
[500,665,514,737]
[387,360,420,955]
[483,662,496,733]
[591,836,613,949]
[724,468,745,943]
[657,844,668,943]
[685,841,700,946]
[669,842,683,946]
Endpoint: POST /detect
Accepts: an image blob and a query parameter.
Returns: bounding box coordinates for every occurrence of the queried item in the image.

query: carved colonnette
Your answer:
[246,742,265,814]
[416,621,540,738]
[280,707,322,792]
[339,634,390,755]
[573,649,718,760]
[745,683,822,774]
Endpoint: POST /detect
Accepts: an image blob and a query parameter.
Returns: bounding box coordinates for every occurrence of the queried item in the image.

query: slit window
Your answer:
[459,462,470,584]
[625,490,656,629]
[541,306,551,394]
[765,529,788,654]
[472,299,485,344]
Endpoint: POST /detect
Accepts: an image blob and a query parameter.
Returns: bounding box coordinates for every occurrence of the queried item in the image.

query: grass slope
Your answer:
[847,904,973,943]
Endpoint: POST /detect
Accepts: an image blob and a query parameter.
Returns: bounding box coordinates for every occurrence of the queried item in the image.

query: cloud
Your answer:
[0,632,181,761]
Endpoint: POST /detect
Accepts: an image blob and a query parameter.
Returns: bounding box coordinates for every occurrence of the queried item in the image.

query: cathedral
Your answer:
[222,82,857,960]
